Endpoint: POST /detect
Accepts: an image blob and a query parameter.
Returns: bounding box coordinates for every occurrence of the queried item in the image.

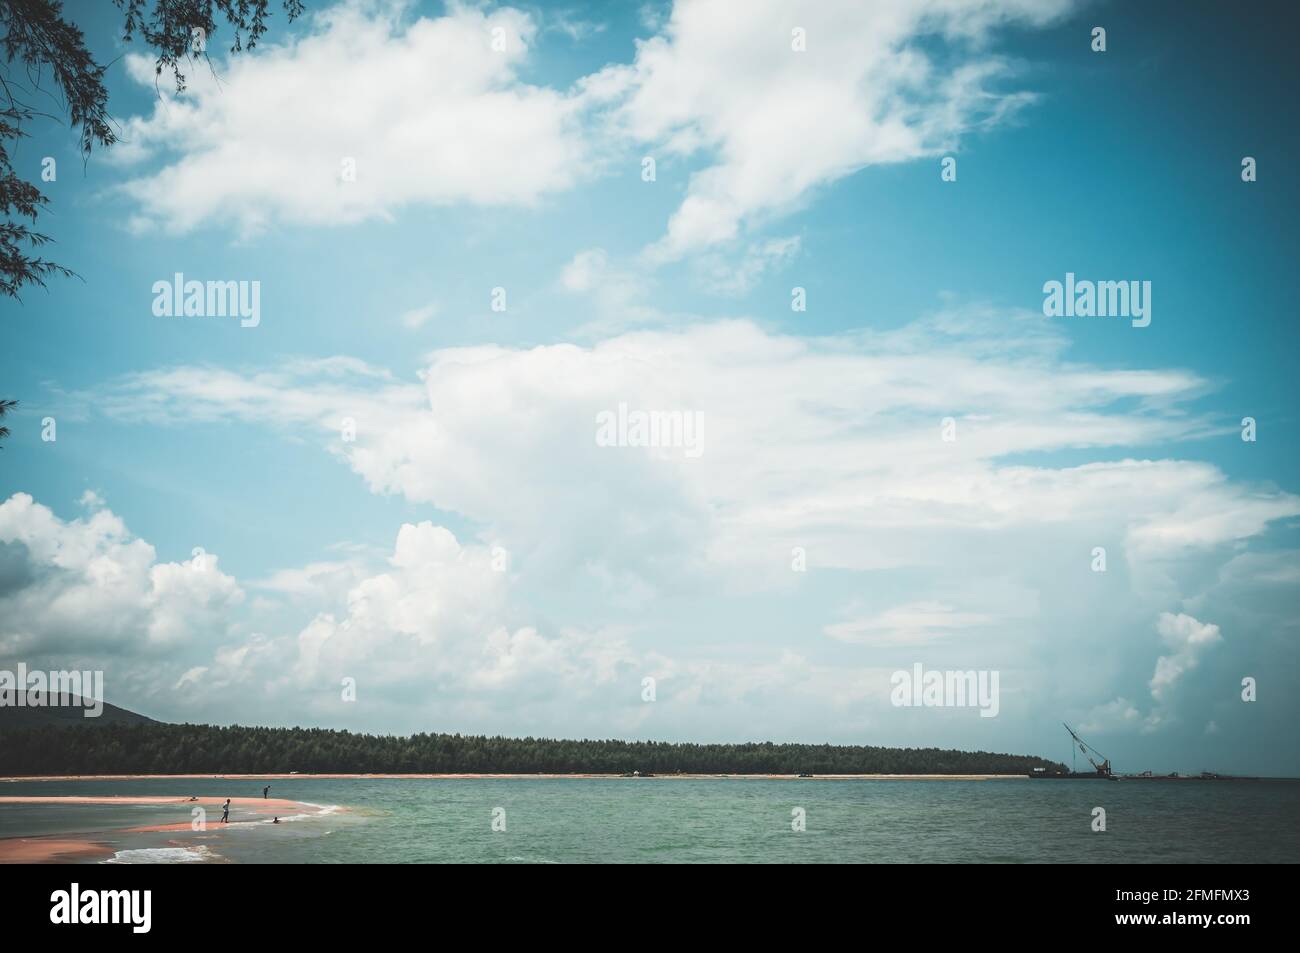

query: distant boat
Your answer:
[1118,770,1262,781]
[1027,724,1116,780]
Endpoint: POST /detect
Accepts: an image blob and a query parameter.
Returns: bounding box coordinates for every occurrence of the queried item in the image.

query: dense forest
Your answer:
[0,723,1065,775]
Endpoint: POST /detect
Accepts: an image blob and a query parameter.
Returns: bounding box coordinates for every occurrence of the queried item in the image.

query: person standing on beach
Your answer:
[221,799,230,824]
[263,785,270,799]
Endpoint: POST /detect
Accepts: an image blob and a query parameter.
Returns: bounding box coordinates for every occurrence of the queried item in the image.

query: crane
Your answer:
[1063,723,1113,778]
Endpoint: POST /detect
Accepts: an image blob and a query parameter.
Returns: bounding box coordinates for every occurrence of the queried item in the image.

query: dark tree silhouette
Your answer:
[0,0,305,299]
[0,397,15,444]
[0,722,1068,776]
[2,1,305,438]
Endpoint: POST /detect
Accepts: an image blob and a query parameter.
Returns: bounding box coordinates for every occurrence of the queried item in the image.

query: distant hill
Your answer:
[0,694,157,732]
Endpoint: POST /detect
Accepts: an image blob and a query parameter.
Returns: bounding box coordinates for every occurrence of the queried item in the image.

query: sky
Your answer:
[1,0,1298,775]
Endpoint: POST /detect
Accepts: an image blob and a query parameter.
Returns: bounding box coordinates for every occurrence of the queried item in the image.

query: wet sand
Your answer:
[0,795,311,808]
[0,795,328,863]
[0,837,116,863]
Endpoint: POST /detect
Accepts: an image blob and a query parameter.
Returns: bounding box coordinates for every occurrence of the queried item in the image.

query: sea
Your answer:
[2,776,1298,863]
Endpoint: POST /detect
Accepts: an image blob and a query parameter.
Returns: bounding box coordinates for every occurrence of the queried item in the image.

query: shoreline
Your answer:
[0,795,331,863]
[0,794,324,805]
[0,838,117,864]
[0,772,1027,781]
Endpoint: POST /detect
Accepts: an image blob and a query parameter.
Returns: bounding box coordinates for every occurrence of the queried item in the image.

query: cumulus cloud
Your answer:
[67,301,1300,744]
[18,0,1294,762]
[113,1,590,235]
[0,464,1281,743]
[228,523,896,734]
[0,501,891,737]
[86,309,1297,597]
[289,521,516,685]
[0,493,242,657]
[109,0,1078,249]
[1150,612,1222,704]
[1083,612,1224,734]
[0,493,651,728]
[585,0,1077,258]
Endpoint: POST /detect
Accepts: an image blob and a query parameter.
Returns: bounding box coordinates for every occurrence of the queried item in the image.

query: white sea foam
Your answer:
[256,802,341,824]
[104,845,215,864]
[301,802,342,816]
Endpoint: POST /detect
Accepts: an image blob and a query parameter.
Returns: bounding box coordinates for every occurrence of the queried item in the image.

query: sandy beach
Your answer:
[0,838,118,863]
[0,795,329,863]
[0,795,316,807]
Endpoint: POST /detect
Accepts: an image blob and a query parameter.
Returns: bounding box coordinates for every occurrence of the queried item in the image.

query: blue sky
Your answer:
[2,0,1298,774]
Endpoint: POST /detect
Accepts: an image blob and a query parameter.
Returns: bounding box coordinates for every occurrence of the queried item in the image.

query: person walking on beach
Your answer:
[221,798,230,824]
[263,785,270,799]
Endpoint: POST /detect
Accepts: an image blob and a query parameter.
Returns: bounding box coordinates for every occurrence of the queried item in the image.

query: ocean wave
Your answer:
[256,803,342,824]
[300,802,342,816]
[104,845,217,864]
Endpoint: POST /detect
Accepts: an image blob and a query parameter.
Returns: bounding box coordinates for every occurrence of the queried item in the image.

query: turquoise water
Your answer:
[2,777,1298,863]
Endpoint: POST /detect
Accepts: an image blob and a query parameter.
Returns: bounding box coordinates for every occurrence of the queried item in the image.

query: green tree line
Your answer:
[0,723,1064,775]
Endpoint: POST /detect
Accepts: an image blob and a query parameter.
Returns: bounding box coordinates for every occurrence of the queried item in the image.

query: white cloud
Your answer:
[82,515,889,736]
[546,11,608,43]
[0,493,242,657]
[1150,611,1222,704]
[64,306,1300,742]
[251,560,369,603]
[585,0,1077,258]
[696,235,801,296]
[289,521,511,683]
[88,309,1296,595]
[0,475,1279,746]
[558,247,667,332]
[114,1,590,235]
[1083,612,1224,734]
[109,0,1079,250]
[560,248,612,293]
[0,493,648,729]
[1078,697,1142,734]
[399,302,440,330]
[86,356,426,435]
[825,601,994,646]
